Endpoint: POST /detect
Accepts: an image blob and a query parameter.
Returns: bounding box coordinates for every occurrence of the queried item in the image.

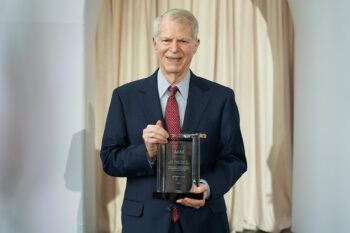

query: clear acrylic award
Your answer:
[153,133,206,201]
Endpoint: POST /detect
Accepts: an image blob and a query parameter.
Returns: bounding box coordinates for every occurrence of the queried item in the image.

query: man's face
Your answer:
[153,17,200,83]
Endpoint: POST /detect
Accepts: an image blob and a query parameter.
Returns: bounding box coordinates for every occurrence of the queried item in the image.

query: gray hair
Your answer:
[153,9,199,39]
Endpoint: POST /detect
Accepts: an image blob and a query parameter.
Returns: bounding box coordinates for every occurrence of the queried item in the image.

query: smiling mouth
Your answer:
[166,57,182,62]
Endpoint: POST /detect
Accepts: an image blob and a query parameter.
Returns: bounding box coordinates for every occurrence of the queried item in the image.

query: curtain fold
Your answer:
[95,1,293,232]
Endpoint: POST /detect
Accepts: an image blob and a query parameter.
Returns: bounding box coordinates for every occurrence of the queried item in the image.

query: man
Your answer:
[101,9,247,233]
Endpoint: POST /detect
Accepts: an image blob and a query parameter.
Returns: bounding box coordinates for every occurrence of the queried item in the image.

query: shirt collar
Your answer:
[157,69,190,100]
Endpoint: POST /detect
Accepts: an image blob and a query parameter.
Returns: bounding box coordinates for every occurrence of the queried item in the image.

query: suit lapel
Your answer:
[182,73,209,133]
[138,71,165,125]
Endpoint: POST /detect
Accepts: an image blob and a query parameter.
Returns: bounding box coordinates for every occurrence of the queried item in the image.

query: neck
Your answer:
[165,74,184,84]
[161,69,189,85]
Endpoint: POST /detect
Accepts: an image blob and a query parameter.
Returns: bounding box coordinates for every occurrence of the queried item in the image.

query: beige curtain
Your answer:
[95,0,294,232]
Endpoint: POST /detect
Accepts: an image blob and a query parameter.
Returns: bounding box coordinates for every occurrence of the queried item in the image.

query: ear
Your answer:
[193,38,200,53]
[152,37,157,50]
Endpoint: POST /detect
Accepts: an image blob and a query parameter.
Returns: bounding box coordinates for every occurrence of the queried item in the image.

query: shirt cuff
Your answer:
[199,179,210,199]
[146,152,157,168]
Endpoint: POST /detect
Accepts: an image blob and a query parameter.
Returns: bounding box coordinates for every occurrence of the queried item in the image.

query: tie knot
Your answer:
[169,86,178,97]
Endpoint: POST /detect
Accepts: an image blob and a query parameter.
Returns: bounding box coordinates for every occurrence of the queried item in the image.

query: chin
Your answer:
[163,67,182,73]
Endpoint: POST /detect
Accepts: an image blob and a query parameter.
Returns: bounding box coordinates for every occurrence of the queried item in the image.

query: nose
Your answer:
[169,40,179,52]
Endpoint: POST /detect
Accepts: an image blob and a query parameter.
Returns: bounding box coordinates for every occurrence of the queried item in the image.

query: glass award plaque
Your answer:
[153,133,206,201]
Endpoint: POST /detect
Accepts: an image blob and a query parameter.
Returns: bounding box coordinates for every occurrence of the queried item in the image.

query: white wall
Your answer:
[289,0,350,232]
[0,0,100,232]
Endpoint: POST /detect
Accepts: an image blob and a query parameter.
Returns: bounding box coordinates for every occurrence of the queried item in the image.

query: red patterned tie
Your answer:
[165,86,180,223]
[165,86,180,135]
[171,205,180,223]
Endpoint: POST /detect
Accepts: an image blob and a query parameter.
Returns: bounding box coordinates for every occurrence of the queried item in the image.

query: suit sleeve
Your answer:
[203,89,247,199]
[100,89,155,177]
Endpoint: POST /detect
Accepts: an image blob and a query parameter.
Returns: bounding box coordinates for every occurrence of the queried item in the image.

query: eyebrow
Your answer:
[159,36,191,41]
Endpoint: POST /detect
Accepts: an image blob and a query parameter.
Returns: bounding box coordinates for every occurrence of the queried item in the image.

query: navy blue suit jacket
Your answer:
[101,70,247,233]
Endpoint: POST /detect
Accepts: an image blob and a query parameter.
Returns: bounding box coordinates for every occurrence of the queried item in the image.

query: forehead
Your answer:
[158,16,193,38]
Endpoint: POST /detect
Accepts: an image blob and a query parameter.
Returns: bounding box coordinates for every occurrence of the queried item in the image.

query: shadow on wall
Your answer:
[64,104,99,233]
[65,130,84,233]
[64,103,104,233]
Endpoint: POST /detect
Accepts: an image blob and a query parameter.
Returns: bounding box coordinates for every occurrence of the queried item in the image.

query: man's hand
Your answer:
[142,120,169,158]
[176,183,209,209]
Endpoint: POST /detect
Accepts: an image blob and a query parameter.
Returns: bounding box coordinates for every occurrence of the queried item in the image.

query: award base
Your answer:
[153,192,203,201]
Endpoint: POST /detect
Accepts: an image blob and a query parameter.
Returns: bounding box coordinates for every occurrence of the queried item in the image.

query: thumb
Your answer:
[156,120,163,128]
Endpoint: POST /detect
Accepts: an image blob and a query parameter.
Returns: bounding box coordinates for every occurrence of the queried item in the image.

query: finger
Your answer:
[143,134,167,144]
[154,122,169,138]
[176,198,190,207]
[143,132,168,144]
[145,125,169,138]
[189,184,208,200]
[189,185,197,193]
[156,120,163,128]
[190,184,208,193]
[179,197,205,208]
[143,127,168,139]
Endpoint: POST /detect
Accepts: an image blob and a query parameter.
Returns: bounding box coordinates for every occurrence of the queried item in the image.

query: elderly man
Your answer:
[101,8,247,233]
